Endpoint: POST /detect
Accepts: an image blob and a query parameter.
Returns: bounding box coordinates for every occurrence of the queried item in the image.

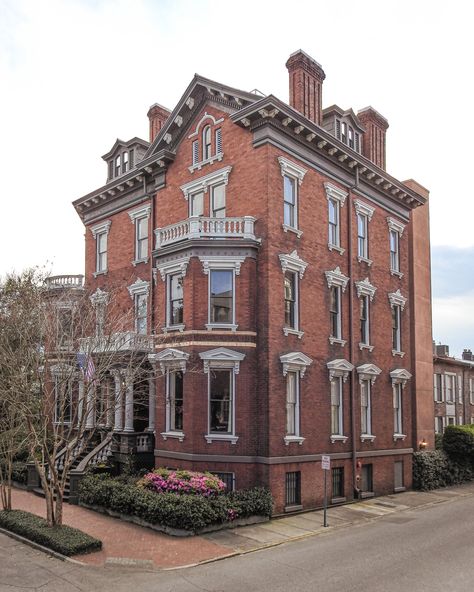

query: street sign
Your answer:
[321,455,331,470]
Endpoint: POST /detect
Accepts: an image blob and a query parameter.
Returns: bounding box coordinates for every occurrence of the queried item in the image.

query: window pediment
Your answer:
[388,289,407,310]
[149,348,189,374]
[128,205,151,222]
[188,112,224,138]
[279,250,308,279]
[354,199,375,221]
[128,278,150,298]
[327,359,354,382]
[199,347,245,374]
[90,220,111,238]
[387,217,405,237]
[355,277,376,300]
[180,166,232,199]
[280,352,313,378]
[324,182,348,206]
[278,156,307,185]
[357,363,382,384]
[325,267,350,291]
[390,368,412,387]
[199,255,246,276]
[155,255,190,282]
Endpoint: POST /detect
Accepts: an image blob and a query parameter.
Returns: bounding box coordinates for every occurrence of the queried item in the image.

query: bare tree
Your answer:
[0,270,151,526]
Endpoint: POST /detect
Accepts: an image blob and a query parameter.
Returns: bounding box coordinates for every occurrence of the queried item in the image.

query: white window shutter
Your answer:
[458,376,463,403]
[215,128,222,155]
[433,374,438,401]
[192,140,199,165]
[441,374,445,402]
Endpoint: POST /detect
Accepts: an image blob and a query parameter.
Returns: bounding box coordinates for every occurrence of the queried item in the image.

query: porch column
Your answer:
[105,377,114,429]
[123,370,134,433]
[146,371,156,432]
[85,381,95,429]
[112,370,123,432]
[77,377,85,428]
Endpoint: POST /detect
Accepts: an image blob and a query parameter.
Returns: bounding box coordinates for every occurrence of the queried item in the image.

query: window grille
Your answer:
[285,471,301,506]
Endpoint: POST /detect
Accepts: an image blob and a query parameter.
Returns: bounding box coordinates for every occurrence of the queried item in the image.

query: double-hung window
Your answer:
[167,370,184,432]
[387,218,405,276]
[360,379,372,436]
[168,273,184,327]
[324,183,347,252]
[284,272,297,330]
[203,125,212,160]
[280,251,307,338]
[360,295,369,345]
[135,293,147,335]
[392,305,401,352]
[91,221,111,276]
[135,216,148,262]
[331,377,343,437]
[434,373,444,402]
[445,374,456,402]
[210,270,234,326]
[209,369,233,434]
[211,184,226,217]
[330,286,341,340]
[357,213,368,259]
[190,191,204,217]
[286,372,299,437]
[393,383,403,435]
[283,175,297,228]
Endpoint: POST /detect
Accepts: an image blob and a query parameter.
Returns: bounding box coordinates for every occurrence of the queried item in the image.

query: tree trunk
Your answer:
[54,490,63,526]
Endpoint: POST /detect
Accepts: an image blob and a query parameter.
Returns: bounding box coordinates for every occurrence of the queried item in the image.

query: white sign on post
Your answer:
[321,455,331,470]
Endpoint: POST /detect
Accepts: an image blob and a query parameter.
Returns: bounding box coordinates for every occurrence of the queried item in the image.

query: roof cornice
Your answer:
[231,96,426,209]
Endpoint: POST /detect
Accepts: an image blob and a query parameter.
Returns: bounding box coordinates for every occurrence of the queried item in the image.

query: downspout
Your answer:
[349,167,358,499]
[148,175,155,336]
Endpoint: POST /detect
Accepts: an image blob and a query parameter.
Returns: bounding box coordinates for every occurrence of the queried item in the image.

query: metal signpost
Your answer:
[321,455,330,527]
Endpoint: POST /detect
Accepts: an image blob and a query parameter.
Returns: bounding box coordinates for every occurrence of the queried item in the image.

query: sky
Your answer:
[1,0,473,356]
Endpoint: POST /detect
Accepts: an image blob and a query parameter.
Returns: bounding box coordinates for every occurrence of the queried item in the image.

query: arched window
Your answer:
[203,125,212,160]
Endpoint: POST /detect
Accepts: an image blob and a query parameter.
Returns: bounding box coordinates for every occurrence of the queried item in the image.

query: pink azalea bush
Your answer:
[140,468,226,497]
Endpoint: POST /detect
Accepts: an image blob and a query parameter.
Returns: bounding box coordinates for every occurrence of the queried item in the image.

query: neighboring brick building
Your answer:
[433,344,474,433]
[70,50,433,513]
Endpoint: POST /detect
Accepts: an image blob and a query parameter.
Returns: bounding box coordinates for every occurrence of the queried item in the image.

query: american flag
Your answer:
[77,353,96,383]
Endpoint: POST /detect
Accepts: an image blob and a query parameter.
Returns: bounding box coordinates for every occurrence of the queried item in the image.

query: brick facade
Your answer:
[73,51,432,513]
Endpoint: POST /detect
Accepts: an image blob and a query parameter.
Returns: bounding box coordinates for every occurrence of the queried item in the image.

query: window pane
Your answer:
[212,184,226,217]
[190,192,204,216]
[136,293,147,334]
[210,270,233,324]
[210,370,232,433]
[330,286,340,338]
[283,176,296,227]
[170,371,184,431]
[286,373,297,435]
[284,272,296,328]
[331,379,341,435]
[169,274,184,325]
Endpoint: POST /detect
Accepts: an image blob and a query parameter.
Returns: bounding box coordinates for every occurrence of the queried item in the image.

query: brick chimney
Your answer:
[286,50,326,126]
[462,349,473,361]
[147,103,171,143]
[357,106,389,170]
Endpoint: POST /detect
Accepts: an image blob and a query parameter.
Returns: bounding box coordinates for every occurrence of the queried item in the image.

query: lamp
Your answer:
[419,438,427,450]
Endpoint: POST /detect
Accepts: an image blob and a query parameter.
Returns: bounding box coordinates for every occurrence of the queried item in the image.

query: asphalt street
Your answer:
[2,492,474,592]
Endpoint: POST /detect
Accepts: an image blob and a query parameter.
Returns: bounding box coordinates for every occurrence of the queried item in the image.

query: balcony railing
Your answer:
[154,216,258,249]
[79,331,153,354]
[46,275,84,289]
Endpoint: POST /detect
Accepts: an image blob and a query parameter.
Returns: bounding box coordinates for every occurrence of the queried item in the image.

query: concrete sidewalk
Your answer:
[9,482,474,570]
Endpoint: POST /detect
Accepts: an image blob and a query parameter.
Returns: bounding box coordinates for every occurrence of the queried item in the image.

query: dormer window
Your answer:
[336,119,360,153]
[115,155,121,177]
[188,112,224,172]
[109,150,135,180]
[203,125,212,160]
[122,151,129,174]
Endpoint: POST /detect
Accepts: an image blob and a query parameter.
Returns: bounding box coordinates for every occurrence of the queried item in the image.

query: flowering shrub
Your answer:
[140,468,226,497]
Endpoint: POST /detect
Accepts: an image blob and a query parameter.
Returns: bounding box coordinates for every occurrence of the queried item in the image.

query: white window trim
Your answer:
[280,250,308,339]
[280,351,313,378]
[388,289,407,310]
[325,182,347,253]
[188,112,224,138]
[199,347,245,444]
[162,369,185,441]
[284,371,304,445]
[327,361,353,443]
[199,256,245,331]
[149,348,189,374]
[279,156,307,236]
[355,200,374,265]
[128,278,149,334]
[326,267,349,345]
[445,372,457,403]
[91,220,111,276]
[357,364,381,442]
[355,277,377,300]
[387,217,406,237]
[129,205,151,266]
[390,369,411,441]
[180,166,232,200]
[155,256,190,333]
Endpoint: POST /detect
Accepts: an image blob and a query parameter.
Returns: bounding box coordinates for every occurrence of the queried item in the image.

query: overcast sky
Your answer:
[1,0,472,356]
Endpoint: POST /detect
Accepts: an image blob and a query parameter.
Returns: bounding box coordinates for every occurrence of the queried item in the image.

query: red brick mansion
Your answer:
[68,50,434,513]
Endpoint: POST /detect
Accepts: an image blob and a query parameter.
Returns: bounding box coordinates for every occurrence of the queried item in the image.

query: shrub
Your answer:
[0,510,101,556]
[413,450,450,490]
[79,474,272,532]
[442,425,474,463]
[434,433,444,450]
[140,469,226,497]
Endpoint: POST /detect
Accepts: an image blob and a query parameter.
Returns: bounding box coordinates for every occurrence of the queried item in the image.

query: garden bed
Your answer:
[78,470,273,536]
[0,510,102,556]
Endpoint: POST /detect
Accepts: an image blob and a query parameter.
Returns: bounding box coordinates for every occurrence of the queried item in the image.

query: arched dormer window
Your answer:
[203,125,212,160]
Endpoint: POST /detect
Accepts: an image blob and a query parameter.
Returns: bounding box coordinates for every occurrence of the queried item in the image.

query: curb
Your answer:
[0,526,86,566]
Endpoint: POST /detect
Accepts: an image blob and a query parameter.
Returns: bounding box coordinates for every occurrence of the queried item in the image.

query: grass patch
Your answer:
[0,510,102,556]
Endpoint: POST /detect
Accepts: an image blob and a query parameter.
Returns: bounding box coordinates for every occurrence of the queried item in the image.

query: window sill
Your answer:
[284,504,303,513]
[390,269,404,278]
[360,491,374,499]
[283,327,304,339]
[357,256,373,266]
[282,224,303,238]
[394,486,406,493]
[392,349,405,358]
[132,258,149,266]
[331,496,346,505]
[163,324,185,334]
[329,337,346,346]
[205,323,238,332]
[284,436,305,446]
[360,434,376,443]
[93,270,108,278]
[359,343,374,352]
[330,435,348,444]
[188,152,224,173]
[393,434,406,442]
[161,431,185,442]
[328,242,345,255]
[205,434,239,444]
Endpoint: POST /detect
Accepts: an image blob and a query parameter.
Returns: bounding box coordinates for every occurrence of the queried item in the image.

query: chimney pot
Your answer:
[147,103,171,143]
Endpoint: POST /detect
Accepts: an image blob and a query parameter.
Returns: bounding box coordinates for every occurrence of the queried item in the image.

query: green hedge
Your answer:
[0,510,102,556]
[442,425,474,462]
[78,474,272,532]
[11,462,28,484]
[413,450,473,491]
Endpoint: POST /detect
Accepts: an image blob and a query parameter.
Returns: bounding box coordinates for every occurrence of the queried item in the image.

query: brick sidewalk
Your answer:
[9,482,474,570]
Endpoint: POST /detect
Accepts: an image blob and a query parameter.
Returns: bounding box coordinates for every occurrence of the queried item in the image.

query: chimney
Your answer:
[436,344,450,358]
[357,106,389,170]
[286,50,326,126]
[463,349,473,361]
[147,103,171,143]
